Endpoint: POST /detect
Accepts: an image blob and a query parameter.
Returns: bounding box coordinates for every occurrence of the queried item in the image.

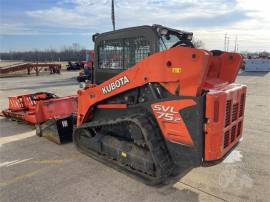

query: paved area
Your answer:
[0,71,269,202]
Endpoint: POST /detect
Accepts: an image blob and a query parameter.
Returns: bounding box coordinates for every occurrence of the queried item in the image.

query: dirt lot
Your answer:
[0,71,269,202]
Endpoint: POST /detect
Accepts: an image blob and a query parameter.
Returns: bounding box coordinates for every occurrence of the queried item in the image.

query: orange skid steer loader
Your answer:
[73,25,247,184]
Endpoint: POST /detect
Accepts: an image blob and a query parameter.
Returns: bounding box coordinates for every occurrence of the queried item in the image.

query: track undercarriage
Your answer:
[73,109,174,185]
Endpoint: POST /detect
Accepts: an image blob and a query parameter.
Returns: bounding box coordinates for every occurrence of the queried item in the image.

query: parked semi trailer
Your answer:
[0,63,61,76]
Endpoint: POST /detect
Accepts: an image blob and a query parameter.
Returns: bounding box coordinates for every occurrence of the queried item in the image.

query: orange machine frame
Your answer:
[77,47,246,162]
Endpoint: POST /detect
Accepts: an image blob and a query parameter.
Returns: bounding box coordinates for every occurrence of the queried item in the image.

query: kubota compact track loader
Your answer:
[73,25,247,185]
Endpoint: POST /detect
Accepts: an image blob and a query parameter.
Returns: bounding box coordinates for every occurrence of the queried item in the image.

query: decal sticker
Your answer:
[172,67,182,74]
[121,151,127,158]
[152,104,181,122]
[62,120,68,127]
[102,76,130,94]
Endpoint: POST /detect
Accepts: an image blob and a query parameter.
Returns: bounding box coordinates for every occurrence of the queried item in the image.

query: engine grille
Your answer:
[232,103,239,122]
[225,100,231,127]
[223,92,245,149]
[231,126,236,143]
[205,84,247,161]
[239,94,246,117]
[224,131,230,148]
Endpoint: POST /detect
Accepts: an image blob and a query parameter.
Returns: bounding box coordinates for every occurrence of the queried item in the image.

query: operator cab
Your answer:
[92,25,194,84]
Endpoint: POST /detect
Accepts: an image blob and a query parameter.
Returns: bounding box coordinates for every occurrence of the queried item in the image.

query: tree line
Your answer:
[1,40,267,62]
[0,49,87,62]
[0,39,206,62]
[0,43,88,62]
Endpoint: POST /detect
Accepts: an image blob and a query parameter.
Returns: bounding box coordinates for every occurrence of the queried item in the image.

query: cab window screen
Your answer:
[98,36,150,70]
[98,40,123,69]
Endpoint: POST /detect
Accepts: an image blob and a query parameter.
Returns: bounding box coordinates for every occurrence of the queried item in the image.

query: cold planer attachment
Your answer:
[74,25,247,185]
[2,92,77,144]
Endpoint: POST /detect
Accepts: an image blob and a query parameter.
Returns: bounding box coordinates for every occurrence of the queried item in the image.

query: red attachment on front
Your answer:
[3,93,77,124]
[8,96,25,111]
[22,94,37,110]
[204,84,247,161]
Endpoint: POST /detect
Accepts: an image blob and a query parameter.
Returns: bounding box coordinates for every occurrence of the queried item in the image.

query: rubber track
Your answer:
[73,112,174,185]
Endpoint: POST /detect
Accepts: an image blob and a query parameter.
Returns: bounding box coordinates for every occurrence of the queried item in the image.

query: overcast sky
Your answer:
[0,0,269,52]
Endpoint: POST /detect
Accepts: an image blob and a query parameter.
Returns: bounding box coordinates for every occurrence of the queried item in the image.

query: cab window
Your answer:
[98,36,150,70]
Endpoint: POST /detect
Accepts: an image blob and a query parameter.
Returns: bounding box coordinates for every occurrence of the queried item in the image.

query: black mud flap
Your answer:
[165,97,205,168]
[36,115,76,144]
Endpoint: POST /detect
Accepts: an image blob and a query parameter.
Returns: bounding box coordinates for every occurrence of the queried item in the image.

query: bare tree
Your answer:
[192,37,205,48]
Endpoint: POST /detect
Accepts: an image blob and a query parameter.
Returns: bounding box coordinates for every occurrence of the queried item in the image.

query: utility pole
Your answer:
[224,33,228,51]
[111,0,116,31]
[234,36,238,52]
[234,36,236,52]
[227,37,230,51]
[236,36,239,52]
[224,34,227,51]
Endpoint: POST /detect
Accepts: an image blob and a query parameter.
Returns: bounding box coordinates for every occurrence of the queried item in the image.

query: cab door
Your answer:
[94,35,153,84]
